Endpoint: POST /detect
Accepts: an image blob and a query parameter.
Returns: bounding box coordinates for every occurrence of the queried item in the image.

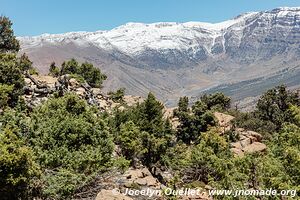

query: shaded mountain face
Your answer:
[19,7,300,107]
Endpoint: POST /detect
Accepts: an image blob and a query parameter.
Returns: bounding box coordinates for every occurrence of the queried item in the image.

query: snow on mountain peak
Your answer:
[19,7,299,55]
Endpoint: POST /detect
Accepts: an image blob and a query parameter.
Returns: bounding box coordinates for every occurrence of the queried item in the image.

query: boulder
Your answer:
[247,131,263,142]
[214,112,235,126]
[125,168,144,179]
[237,129,262,142]
[144,176,159,187]
[135,178,147,186]
[240,138,251,148]
[214,112,235,133]
[141,167,152,177]
[96,189,133,200]
[231,148,244,157]
[243,142,267,154]
[123,95,144,106]
[75,87,86,97]
[231,141,242,149]
[69,78,79,87]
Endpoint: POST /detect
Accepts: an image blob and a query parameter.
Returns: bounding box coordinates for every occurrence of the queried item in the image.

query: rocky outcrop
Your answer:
[243,142,267,154]
[214,112,267,157]
[123,167,160,189]
[214,112,235,134]
[22,74,144,112]
[230,128,267,157]
[73,166,162,200]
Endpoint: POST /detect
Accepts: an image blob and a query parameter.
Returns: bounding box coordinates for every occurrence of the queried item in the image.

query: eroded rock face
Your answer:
[214,112,235,134]
[22,74,147,114]
[243,142,267,154]
[213,112,267,157]
[230,128,267,157]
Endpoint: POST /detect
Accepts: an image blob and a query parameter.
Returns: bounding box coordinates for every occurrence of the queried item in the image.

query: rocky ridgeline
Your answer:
[22,74,144,112]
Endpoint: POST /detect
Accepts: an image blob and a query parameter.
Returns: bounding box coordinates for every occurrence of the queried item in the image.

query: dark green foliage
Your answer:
[161,142,191,170]
[108,87,125,103]
[48,62,60,77]
[272,124,300,185]
[0,84,13,109]
[138,92,165,134]
[0,17,37,108]
[174,96,216,144]
[0,16,20,53]
[60,58,79,75]
[188,128,232,184]
[174,97,196,144]
[60,59,107,87]
[136,93,174,165]
[19,53,38,75]
[232,112,276,138]
[0,125,40,200]
[200,92,231,111]
[19,53,32,72]
[118,121,144,165]
[112,92,173,167]
[0,53,25,107]
[78,62,107,87]
[233,86,300,136]
[256,85,300,130]
[290,105,300,127]
[28,94,114,199]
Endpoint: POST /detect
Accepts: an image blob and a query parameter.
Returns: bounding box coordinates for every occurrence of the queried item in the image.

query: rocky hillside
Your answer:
[19,7,300,107]
[22,73,145,113]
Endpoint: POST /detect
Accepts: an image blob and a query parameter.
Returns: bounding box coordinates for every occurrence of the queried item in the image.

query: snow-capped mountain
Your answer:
[19,7,300,107]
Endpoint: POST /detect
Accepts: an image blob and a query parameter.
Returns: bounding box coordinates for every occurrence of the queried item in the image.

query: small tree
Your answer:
[256,85,300,129]
[174,96,215,144]
[60,59,107,88]
[118,121,144,166]
[108,88,125,103]
[78,62,107,88]
[0,53,25,107]
[19,53,33,71]
[60,58,79,75]
[200,92,231,111]
[188,128,231,184]
[0,16,20,53]
[48,62,60,77]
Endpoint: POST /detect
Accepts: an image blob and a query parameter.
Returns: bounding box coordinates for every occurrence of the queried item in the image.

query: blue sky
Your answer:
[1,0,299,36]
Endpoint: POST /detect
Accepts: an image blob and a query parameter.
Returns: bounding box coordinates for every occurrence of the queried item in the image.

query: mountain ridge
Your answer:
[18,7,300,107]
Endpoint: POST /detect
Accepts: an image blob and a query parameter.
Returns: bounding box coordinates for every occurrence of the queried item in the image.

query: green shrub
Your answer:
[108,88,125,103]
[28,94,114,199]
[0,84,14,109]
[48,62,60,77]
[0,126,40,200]
[60,59,107,87]
[0,53,25,107]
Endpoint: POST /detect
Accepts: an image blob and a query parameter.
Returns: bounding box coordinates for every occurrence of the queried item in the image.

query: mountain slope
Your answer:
[19,7,300,106]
